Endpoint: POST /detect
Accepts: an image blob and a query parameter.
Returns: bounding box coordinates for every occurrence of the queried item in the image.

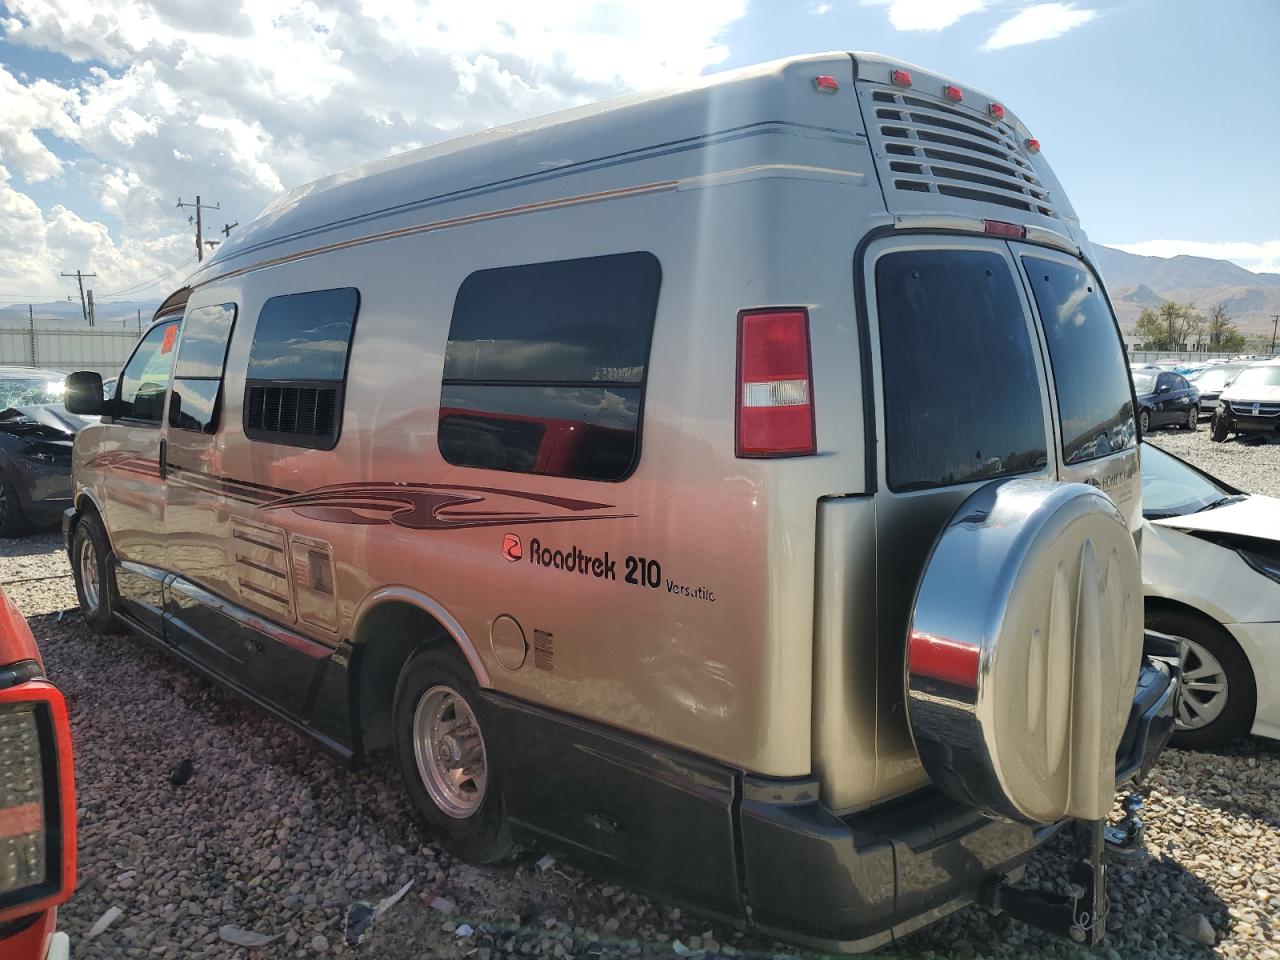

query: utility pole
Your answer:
[222,221,238,237]
[61,269,96,321]
[28,305,36,367]
[86,288,95,327]
[177,195,220,262]
[1271,314,1278,355]
[137,308,142,335]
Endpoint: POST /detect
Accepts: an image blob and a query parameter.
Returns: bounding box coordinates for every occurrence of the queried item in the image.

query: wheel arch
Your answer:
[69,490,115,552]
[1144,594,1257,685]
[1144,594,1260,731]
[347,587,491,754]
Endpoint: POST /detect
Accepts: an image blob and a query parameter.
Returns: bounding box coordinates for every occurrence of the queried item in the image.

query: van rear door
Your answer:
[1010,244,1141,530]
[832,235,1058,811]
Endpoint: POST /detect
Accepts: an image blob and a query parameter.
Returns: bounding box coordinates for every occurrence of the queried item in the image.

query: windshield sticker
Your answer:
[160,324,178,354]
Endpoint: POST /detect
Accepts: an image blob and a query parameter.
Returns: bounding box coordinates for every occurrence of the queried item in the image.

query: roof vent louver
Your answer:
[866,86,1057,220]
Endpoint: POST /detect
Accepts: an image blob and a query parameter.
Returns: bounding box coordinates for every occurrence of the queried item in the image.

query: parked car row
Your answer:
[1129,356,1280,442]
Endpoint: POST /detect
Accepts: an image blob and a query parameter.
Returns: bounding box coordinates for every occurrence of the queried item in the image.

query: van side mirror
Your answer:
[1157,383,1171,394]
[65,371,105,416]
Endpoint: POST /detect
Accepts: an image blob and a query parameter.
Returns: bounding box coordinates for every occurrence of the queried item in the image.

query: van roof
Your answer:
[185,51,1028,290]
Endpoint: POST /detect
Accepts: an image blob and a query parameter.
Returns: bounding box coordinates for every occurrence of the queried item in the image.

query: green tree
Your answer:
[1133,301,1204,350]
[1205,301,1246,353]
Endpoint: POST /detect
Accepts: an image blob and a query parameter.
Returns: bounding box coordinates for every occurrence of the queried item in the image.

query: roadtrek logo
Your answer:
[502,534,522,562]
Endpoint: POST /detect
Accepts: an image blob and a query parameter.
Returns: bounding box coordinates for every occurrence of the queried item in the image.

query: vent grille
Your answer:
[868,88,1055,218]
[246,384,338,440]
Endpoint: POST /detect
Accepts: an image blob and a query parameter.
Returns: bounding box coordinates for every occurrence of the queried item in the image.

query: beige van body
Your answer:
[65,52,1176,951]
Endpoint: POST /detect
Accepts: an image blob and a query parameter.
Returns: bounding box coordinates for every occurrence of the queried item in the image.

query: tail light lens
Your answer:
[736,309,816,457]
[890,69,912,88]
[0,681,75,924]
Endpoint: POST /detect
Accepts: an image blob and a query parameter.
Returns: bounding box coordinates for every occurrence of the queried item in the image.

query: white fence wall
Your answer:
[0,328,141,377]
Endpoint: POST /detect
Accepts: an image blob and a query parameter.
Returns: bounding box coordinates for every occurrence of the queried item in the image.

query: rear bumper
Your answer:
[741,639,1181,952]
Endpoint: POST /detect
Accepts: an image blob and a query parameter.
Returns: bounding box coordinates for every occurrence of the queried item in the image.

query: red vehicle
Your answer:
[0,587,75,960]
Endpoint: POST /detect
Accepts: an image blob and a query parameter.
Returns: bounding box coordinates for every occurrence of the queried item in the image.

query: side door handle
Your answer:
[159,439,167,480]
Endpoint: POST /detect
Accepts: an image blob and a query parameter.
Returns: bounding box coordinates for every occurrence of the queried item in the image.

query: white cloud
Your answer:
[0,0,746,300]
[809,2,832,14]
[862,0,987,32]
[1108,239,1280,275]
[982,2,1097,50]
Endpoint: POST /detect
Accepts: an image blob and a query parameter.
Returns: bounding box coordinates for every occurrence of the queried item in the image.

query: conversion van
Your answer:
[62,53,1180,952]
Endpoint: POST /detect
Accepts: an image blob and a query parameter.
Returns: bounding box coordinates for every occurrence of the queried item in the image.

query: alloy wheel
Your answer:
[412,684,489,819]
[1176,639,1229,730]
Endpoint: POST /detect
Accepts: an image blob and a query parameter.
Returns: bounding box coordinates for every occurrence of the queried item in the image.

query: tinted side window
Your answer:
[876,249,1047,492]
[1023,257,1135,465]
[171,303,237,433]
[247,288,358,381]
[439,253,660,481]
[118,319,180,423]
[244,288,359,449]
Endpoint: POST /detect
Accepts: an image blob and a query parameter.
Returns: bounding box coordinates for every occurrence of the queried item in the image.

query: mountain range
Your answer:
[1094,246,1280,339]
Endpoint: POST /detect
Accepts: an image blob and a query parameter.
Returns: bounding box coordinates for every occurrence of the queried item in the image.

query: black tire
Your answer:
[1148,609,1256,750]
[393,646,513,863]
[1210,413,1230,443]
[0,472,30,537]
[1183,406,1199,431]
[1139,408,1151,435]
[70,511,124,634]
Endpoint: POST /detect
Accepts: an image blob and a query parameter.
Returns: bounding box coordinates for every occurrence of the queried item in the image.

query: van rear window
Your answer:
[876,249,1047,492]
[440,253,660,482]
[1022,257,1135,464]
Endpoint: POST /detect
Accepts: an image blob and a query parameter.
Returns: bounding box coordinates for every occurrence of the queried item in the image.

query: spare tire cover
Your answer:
[905,479,1142,825]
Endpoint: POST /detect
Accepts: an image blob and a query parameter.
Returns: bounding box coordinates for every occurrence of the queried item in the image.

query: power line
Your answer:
[97,253,198,299]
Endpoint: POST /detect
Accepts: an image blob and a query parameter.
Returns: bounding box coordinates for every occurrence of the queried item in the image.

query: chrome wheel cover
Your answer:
[79,537,100,612]
[412,684,488,819]
[1176,639,1228,730]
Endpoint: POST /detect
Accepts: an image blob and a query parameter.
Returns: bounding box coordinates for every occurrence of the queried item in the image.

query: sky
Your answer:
[0,0,1277,310]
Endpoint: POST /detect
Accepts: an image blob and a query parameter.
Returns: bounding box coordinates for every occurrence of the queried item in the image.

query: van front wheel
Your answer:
[70,512,123,634]
[393,647,513,863]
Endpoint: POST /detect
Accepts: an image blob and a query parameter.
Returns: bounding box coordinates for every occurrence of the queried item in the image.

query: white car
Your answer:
[1210,356,1280,442]
[1142,443,1280,747]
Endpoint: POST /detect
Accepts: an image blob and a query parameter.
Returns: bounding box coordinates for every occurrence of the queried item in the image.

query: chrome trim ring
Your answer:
[1176,640,1228,731]
[412,685,488,819]
[79,537,100,613]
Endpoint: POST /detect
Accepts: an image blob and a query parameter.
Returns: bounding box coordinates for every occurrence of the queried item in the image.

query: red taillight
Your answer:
[1025,138,1041,154]
[890,69,912,88]
[989,102,1006,120]
[736,309,816,458]
[942,84,963,102]
[0,681,76,924]
[813,75,839,93]
[983,220,1027,239]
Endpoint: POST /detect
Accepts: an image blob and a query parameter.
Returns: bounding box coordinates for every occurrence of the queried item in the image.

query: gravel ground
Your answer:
[3,435,1277,960]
